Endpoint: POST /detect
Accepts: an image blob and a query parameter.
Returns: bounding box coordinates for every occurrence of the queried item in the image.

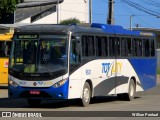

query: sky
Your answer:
[92,0,160,29]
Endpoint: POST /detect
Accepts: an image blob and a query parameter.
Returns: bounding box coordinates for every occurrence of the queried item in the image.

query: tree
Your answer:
[60,18,81,25]
[0,0,21,23]
[0,0,20,14]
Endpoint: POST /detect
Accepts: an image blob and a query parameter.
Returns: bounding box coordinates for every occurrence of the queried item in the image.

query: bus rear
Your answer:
[0,33,12,86]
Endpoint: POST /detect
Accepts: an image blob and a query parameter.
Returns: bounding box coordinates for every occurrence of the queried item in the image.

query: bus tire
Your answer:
[80,82,91,107]
[117,94,124,100]
[27,99,41,107]
[124,79,135,101]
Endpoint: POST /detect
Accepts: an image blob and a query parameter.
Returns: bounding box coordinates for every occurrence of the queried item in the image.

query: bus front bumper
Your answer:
[8,82,69,100]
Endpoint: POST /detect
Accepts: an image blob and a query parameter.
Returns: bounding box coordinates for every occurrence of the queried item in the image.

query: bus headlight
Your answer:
[53,79,68,88]
[9,80,19,87]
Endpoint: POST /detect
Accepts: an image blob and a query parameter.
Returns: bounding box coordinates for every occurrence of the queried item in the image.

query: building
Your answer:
[0,0,89,24]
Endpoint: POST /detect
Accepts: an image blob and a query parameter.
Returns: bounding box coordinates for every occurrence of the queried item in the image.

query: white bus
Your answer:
[8,23,157,106]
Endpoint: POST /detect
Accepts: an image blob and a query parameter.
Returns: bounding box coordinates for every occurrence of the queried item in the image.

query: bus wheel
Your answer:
[117,94,124,100]
[80,82,91,107]
[124,79,135,101]
[27,99,41,107]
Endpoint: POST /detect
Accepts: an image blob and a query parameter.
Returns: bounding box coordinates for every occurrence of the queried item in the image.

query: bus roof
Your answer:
[14,23,156,37]
[91,23,156,37]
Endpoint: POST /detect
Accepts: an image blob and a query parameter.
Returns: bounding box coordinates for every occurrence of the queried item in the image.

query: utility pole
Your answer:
[89,0,92,23]
[130,15,134,31]
[107,0,114,24]
[57,0,59,24]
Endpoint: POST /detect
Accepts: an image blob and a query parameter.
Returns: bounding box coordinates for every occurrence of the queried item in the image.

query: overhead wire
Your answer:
[121,0,160,17]
[118,0,154,28]
[141,0,160,7]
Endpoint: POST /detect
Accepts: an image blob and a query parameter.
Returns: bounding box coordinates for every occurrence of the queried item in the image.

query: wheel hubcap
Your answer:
[83,88,90,102]
[130,83,134,97]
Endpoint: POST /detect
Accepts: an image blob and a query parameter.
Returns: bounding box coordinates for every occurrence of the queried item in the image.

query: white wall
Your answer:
[19,18,31,23]
[18,0,89,24]
[59,0,89,23]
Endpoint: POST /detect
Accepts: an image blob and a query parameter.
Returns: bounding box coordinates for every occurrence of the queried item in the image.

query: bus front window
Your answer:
[10,35,68,74]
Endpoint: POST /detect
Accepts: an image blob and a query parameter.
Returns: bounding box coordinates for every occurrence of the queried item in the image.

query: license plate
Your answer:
[30,90,40,95]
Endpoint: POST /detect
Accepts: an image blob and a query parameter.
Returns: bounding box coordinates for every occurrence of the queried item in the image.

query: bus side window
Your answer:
[121,38,132,57]
[121,38,126,57]
[137,39,142,57]
[96,36,102,57]
[132,38,136,56]
[127,38,132,56]
[82,35,95,57]
[88,36,95,56]
[109,37,120,57]
[133,38,142,57]
[143,39,150,57]
[102,37,108,57]
[150,39,155,56]
[82,36,87,56]
[70,36,81,64]
[115,37,120,56]
[109,37,115,57]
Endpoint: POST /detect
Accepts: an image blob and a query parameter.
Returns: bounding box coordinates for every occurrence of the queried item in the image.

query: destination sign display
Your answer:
[140,32,154,36]
[17,35,39,39]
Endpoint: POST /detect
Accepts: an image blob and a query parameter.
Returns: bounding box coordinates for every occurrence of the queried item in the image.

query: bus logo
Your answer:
[102,62,122,76]
[33,82,37,86]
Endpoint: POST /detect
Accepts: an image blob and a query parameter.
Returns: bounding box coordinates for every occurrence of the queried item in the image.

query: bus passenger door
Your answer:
[68,35,82,99]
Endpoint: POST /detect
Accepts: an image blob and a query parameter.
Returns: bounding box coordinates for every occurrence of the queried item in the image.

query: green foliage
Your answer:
[0,0,20,15]
[157,68,160,75]
[60,18,81,25]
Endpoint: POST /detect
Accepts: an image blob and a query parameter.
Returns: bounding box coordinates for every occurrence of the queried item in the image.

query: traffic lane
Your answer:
[0,84,159,111]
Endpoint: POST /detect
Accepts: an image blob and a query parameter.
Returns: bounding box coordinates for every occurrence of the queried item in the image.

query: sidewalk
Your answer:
[0,89,8,98]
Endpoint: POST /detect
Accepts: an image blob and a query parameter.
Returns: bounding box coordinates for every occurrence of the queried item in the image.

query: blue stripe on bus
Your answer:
[128,58,157,90]
[9,79,69,99]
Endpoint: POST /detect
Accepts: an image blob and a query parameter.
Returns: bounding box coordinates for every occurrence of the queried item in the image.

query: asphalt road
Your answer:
[0,84,159,120]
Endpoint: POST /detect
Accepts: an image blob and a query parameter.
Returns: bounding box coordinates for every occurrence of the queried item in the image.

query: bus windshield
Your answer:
[10,35,68,74]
